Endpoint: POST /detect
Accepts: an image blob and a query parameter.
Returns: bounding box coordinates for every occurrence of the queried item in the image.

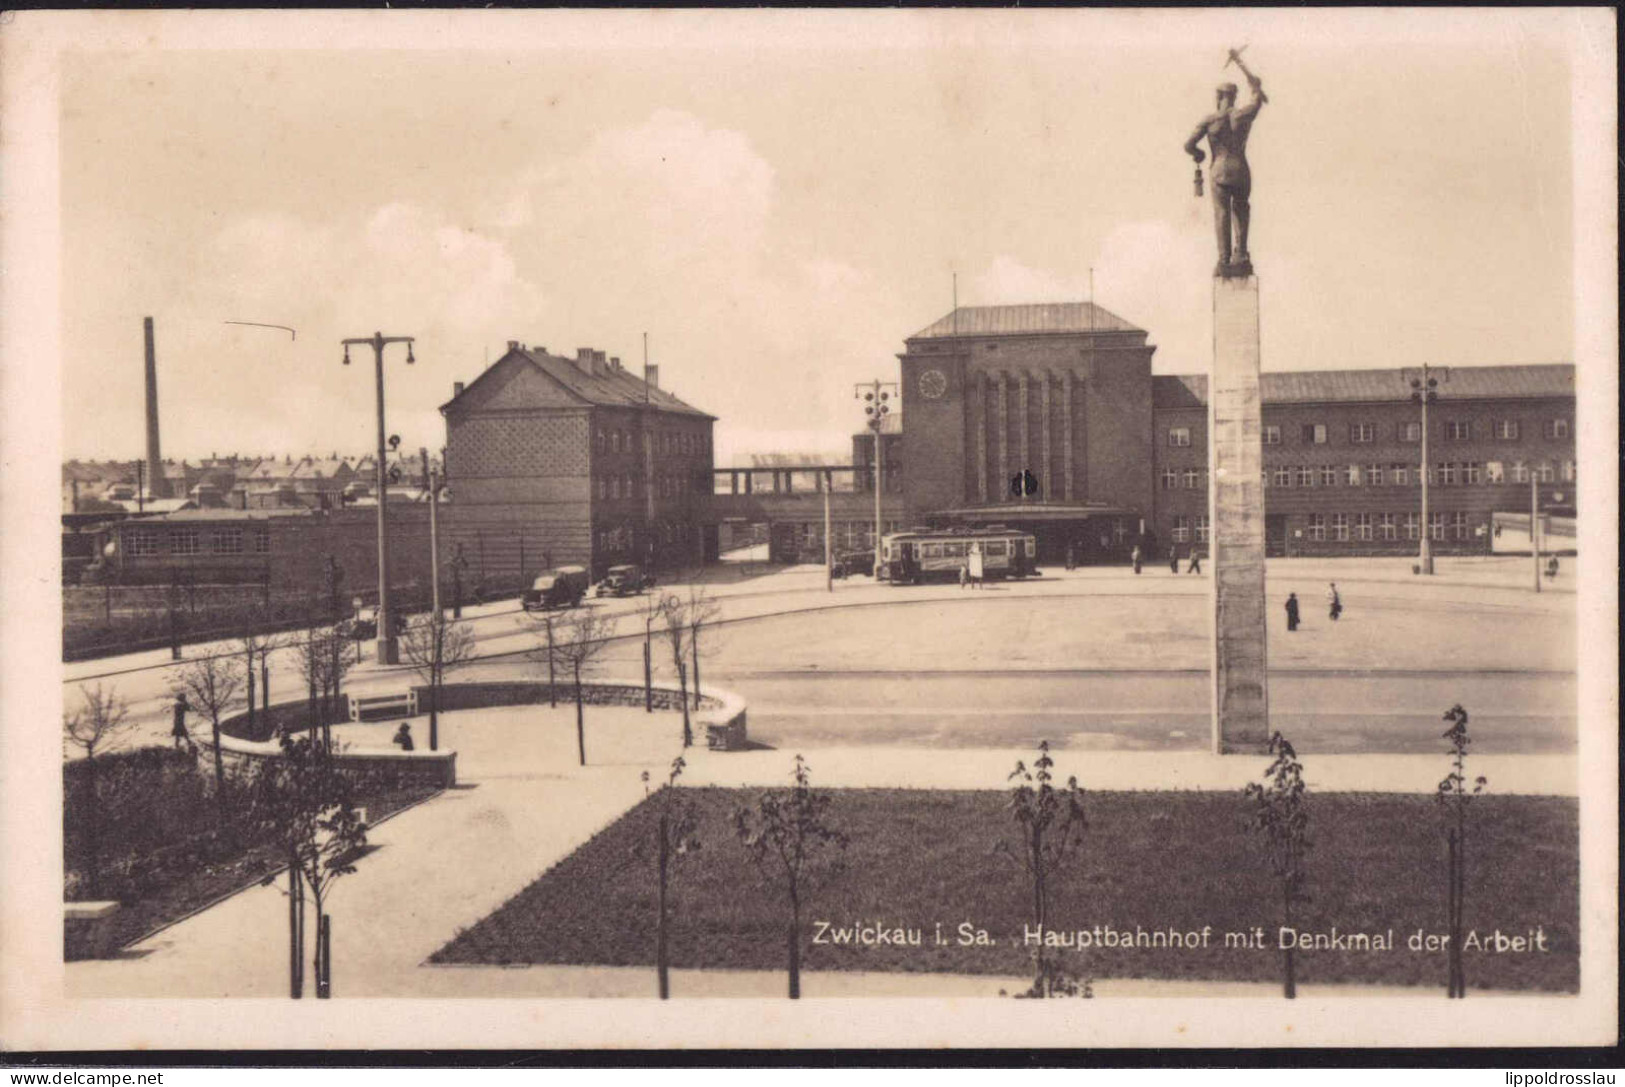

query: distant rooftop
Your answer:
[910,303,1143,341]
[1152,364,1575,408]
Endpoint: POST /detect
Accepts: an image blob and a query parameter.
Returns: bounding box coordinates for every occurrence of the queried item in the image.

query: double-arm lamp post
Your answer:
[342,331,415,665]
[854,380,898,578]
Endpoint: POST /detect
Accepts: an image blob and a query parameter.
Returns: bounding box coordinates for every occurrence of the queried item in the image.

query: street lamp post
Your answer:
[1406,364,1447,575]
[855,380,897,578]
[342,331,415,665]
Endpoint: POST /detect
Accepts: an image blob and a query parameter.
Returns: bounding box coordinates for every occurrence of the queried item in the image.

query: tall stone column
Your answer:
[1040,372,1053,503]
[1017,373,1030,490]
[995,373,1009,502]
[1209,275,1270,753]
[974,373,988,504]
[1062,370,1074,501]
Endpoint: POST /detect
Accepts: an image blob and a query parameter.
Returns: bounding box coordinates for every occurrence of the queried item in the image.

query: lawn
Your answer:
[431,788,1579,992]
[64,747,439,960]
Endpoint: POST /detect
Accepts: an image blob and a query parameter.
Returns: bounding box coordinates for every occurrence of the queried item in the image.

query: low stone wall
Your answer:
[197,730,458,790]
[419,679,748,751]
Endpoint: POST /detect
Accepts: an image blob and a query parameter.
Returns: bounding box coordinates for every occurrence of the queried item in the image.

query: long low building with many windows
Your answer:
[874,303,1576,563]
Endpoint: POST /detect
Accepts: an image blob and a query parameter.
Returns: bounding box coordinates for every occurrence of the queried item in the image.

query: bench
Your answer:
[65,901,120,921]
[349,691,418,722]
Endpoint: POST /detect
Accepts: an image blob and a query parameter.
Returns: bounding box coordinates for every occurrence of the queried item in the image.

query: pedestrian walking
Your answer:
[1131,544,1142,575]
[1188,550,1203,575]
[1545,555,1559,580]
[1169,546,1179,574]
[958,562,969,590]
[1327,582,1342,621]
[171,692,191,750]
[1285,592,1300,632]
[393,722,415,752]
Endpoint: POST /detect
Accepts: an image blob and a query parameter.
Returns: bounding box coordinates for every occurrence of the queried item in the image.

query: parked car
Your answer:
[338,605,407,641]
[833,550,874,578]
[595,564,653,597]
[522,565,590,611]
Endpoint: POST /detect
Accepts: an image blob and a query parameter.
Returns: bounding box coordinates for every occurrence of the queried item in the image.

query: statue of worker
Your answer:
[1184,50,1266,276]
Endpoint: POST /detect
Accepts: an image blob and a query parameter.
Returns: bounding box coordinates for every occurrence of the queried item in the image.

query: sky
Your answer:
[54,10,1582,467]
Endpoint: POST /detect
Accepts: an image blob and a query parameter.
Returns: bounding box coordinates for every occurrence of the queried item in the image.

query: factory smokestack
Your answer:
[143,316,168,498]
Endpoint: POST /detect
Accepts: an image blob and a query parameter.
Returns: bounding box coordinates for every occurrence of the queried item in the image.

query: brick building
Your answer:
[887,303,1576,562]
[441,342,716,579]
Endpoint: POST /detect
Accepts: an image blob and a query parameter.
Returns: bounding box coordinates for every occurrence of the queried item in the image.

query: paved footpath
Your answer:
[66,696,1576,999]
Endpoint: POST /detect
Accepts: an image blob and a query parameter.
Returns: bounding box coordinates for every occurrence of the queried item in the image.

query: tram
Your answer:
[878,527,1038,584]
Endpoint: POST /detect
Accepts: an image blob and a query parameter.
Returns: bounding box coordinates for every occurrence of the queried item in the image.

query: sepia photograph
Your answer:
[0,7,1616,1054]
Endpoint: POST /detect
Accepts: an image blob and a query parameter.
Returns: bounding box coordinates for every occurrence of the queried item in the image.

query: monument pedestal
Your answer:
[1209,275,1270,753]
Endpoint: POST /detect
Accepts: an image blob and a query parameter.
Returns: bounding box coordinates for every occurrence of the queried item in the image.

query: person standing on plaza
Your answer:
[170,692,191,750]
[1169,546,1179,574]
[958,561,969,590]
[1327,582,1342,621]
[1285,591,1300,632]
[1131,543,1142,575]
[1188,550,1203,575]
[393,722,415,751]
[1066,543,1076,572]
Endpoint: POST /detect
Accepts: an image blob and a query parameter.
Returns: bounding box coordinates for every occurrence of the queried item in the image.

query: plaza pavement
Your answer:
[66,694,1578,1000]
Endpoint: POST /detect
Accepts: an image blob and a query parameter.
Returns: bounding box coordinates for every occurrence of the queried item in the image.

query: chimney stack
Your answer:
[507,340,520,352]
[610,356,621,371]
[453,381,465,398]
[143,316,168,498]
[576,348,594,373]
[644,364,660,390]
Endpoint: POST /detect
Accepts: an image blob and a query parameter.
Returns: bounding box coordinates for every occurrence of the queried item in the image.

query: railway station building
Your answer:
[889,303,1576,563]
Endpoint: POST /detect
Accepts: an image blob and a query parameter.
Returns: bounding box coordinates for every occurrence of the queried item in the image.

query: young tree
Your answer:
[733,755,847,999]
[555,608,613,766]
[1437,703,1486,999]
[638,755,701,999]
[684,584,721,712]
[526,612,561,709]
[238,631,278,734]
[654,594,694,747]
[295,619,353,753]
[1244,731,1311,999]
[62,684,134,896]
[175,653,245,797]
[254,734,368,999]
[640,592,666,714]
[400,612,476,751]
[993,740,1088,997]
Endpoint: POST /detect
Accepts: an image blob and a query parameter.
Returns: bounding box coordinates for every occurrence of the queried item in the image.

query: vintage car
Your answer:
[337,605,408,641]
[522,565,590,611]
[832,550,874,578]
[595,564,653,597]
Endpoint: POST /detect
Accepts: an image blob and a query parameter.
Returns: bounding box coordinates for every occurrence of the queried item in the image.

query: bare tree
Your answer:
[684,584,721,712]
[400,612,477,751]
[638,755,701,999]
[994,740,1088,997]
[654,593,693,747]
[175,653,245,797]
[1244,732,1311,1000]
[237,630,278,734]
[555,608,614,766]
[294,618,353,753]
[526,612,561,709]
[63,684,135,896]
[734,755,847,999]
[254,734,368,999]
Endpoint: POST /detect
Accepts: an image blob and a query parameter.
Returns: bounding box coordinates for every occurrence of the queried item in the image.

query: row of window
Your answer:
[597,473,708,501]
[596,521,696,554]
[595,427,710,458]
[1302,511,1478,542]
[1159,460,1575,492]
[126,527,270,558]
[1168,418,1570,448]
[1169,515,1210,544]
